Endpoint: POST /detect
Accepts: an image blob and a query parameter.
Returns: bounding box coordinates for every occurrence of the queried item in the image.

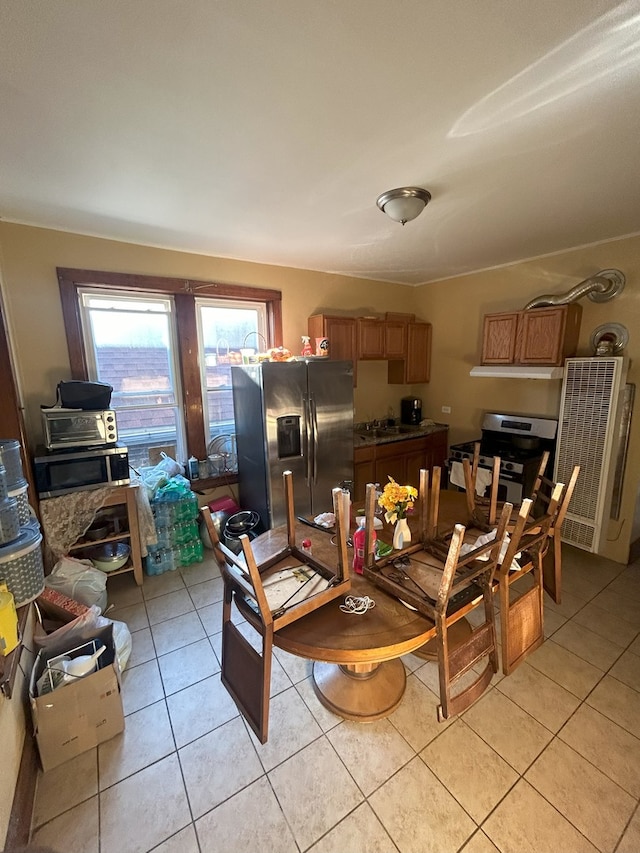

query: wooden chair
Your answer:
[363,474,513,720]
[462,451,501,531]
[200,471,351,743]
[417,465,568,676]
[536,465,580,604]
[462,442,551,530]
[498,481,564,674]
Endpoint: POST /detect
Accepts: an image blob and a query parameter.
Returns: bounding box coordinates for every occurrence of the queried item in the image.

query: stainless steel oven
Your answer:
[447,413,558,505]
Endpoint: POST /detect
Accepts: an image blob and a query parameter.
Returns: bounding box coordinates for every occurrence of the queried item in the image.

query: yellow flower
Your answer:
[378,477,417,524]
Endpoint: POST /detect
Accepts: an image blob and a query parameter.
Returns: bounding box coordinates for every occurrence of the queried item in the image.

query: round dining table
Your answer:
[248,490,469,721]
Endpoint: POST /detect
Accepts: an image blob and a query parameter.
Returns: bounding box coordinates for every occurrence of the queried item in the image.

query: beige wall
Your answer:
[0,222,424,443]
[0,222,637,564]
[415,235,640,563]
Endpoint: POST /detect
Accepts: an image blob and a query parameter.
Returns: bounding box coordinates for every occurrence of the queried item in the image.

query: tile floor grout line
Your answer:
[613,800,640,853]
[30,554,640,852]
[414,739,489,831]
[477,777,602,853]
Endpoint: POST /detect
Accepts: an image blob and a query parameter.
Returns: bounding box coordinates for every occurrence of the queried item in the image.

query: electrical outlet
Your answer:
[441,406,451,414]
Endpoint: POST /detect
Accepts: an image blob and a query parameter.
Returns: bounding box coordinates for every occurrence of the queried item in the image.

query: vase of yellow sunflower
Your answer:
[378,477,418,550]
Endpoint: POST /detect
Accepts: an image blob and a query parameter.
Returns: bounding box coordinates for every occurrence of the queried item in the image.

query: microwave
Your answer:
[41,408,118,451]
[34,445,130,498]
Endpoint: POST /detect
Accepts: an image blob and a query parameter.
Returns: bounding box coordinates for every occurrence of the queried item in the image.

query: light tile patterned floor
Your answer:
[30,545,640,853]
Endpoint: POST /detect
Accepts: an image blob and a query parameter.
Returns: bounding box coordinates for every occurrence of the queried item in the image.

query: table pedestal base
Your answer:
[312,659,406,722]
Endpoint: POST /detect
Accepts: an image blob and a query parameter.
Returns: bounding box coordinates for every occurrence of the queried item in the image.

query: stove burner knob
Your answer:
[504,462,514,471]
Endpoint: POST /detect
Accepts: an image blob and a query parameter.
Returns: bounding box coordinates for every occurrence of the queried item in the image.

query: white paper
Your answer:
[459,529,521,571]
[261,566,331,612]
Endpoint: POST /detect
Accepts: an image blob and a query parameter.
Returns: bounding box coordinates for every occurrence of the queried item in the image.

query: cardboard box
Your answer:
[29,623,124,771]
[36,587,91,623]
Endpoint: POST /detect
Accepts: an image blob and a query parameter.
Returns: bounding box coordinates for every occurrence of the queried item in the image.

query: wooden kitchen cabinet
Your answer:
[481,304,582,366]
[307,314,356,362]
[67,484,144,586]
[388,322,432,384]
[481,312,519,364]
[518,305,581,364]
[353,430,448,502]
[353,445,375,502]
[423,430,448,472]
[374,441,408,491]
[356,318,385,359]
[308,312,432,384]
[403,438,432,492]
[384,320,407,359]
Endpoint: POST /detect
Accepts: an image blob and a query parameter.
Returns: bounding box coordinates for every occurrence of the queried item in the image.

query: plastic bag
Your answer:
[34,604,133,673]
[140,468,170,500]
[138,455,186,500]
[155,452,185,477]
[44,556,108,613]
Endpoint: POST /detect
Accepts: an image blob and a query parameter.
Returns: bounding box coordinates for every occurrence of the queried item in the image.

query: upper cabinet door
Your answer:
[518,308,566,364]
[518,305,581,365]
[405,322,432,383]
[307,314,355,362]
[384,321,407,359]
[481,312,520,364]
[357,318,385,359]
[387,322,432,384]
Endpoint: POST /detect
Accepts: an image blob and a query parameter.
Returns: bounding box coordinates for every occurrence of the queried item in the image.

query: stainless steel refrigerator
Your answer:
[231,360,354,529]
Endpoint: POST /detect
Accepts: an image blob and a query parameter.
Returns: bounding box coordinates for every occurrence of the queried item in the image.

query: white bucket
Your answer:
[0,526,45,607]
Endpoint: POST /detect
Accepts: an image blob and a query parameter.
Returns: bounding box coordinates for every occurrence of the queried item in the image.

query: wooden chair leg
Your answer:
[543,533,562,604]
[463,458,476,519]
[488,456,500,526]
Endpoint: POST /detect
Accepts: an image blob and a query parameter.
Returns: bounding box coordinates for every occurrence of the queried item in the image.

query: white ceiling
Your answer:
[2,0,640,286]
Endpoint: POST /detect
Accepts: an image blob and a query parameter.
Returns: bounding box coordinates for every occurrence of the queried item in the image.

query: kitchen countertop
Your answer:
[354,422,448,447]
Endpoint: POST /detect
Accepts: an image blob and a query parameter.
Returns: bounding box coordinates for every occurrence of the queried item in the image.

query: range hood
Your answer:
[470,365,564,380]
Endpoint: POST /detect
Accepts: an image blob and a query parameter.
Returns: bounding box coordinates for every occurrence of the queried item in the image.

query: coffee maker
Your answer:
[401,396,422,425]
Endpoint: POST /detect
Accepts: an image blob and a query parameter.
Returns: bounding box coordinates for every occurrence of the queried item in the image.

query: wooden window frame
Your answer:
[57,268,283,464]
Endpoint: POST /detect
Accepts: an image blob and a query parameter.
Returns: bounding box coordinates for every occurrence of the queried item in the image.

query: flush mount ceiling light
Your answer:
[376,186,432,225]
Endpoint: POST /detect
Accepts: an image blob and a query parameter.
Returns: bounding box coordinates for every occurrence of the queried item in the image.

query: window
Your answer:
[196,298,268,446]
[79,291,185,468]
[58,268,282,479]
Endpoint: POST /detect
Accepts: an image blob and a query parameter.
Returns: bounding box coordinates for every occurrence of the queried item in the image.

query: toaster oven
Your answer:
[41,408,118,451]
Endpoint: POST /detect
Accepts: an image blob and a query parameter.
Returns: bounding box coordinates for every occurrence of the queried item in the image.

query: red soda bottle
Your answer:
[352,523,375,574]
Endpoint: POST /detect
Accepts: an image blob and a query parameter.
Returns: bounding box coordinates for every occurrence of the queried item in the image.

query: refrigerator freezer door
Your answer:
[262,362,310,523]
[307,360,354,516]
[233,362,311,528]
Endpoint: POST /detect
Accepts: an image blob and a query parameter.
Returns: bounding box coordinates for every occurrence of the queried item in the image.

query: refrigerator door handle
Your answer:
[310,393,319,484]
[303,394,312,486]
